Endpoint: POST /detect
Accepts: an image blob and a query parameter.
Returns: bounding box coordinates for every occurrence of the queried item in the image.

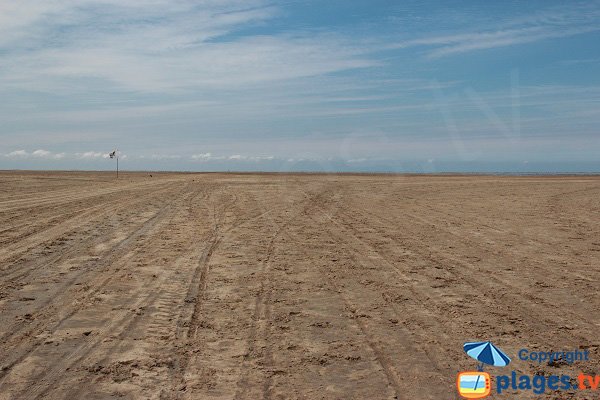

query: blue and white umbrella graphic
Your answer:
[464,341,511,369]
[463,341,511,395]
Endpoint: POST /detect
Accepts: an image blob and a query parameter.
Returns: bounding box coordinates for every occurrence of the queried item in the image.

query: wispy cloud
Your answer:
[76,151,109,159]
[191,153,224,161]
[5,150,28,158]
[190,153,274,162]
[559,58,600,66]
[4,149,66,159]
[31,149,50,157]
[228,154,274,161]
[393,3,600,58]
[0,1,375,93]
[2,149,127,161]
[422,26,598,58]
[147,154,182,160]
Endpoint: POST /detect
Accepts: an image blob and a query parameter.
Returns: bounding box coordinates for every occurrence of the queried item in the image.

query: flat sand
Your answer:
[0,171,598,399]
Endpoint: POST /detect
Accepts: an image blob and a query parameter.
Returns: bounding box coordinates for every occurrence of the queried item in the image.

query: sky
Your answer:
[1,0,599,172]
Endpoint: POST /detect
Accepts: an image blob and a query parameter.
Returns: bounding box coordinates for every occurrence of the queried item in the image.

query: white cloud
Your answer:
[77,151,108,159]
[4,149,67,160]
[6,150,28,158]
[0,1,375,93]
[191,153,229,161]
[391,4,600,58]
[149,154,182,160]
[423,26,599,58]
[190,153,275,162]
[228,154,275,162]
[347,158,367,163]
[32,149,51,157]
[191,153,217,161]
[191,152,211,159]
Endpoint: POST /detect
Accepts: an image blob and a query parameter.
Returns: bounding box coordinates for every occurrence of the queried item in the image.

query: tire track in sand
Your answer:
[0,186,196,388]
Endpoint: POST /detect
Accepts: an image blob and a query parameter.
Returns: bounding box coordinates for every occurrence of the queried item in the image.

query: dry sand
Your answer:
[0,171,598,399]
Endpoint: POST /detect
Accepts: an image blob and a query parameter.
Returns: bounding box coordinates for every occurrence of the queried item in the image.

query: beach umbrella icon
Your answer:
[462,342,510,397]
[464,341,511,370]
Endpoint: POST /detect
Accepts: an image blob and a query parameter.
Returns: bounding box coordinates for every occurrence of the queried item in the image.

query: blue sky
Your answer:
[1,0,599,172]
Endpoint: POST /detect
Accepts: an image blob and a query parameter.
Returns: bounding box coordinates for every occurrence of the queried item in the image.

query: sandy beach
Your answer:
[0,171,598,399]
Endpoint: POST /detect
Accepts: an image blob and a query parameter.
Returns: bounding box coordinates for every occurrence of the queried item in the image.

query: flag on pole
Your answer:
[109,149,119,178]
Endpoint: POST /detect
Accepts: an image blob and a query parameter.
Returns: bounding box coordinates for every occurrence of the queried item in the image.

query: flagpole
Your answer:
[110,150,119,179]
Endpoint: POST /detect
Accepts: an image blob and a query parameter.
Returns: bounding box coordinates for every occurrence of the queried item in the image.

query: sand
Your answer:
[0,171,598,399]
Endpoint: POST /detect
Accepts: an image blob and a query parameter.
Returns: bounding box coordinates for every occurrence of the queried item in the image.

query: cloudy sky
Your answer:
[1,0,599,172]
